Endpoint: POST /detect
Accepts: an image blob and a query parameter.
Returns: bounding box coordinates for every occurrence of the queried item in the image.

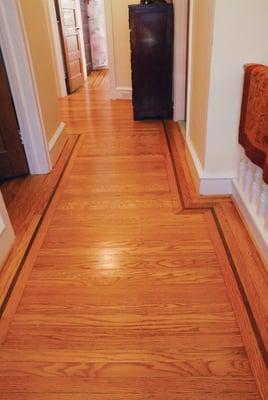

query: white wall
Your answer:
[187,0,268,194]
[205,0,268,176]
[0,192,15,268]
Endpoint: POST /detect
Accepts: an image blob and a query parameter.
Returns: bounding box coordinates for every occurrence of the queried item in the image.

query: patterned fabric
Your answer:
[239,64,268,184]
[88,0,108,69]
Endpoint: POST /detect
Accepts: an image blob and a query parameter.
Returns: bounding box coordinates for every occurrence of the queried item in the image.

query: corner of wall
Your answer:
[186,136,234,195]
[48,122,67,167]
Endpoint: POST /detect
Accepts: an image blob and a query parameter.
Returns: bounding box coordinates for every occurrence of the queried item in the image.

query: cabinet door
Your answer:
[129,5,173,120]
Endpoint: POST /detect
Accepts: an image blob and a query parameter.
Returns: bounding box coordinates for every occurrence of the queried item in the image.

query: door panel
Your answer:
[80,0,93,75]
[0,49,29,181]
[69,60,83,80]
[57,0,85,93]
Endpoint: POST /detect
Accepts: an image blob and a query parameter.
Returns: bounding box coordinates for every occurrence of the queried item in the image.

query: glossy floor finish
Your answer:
[0,71,263,399]
[0,136,78,310]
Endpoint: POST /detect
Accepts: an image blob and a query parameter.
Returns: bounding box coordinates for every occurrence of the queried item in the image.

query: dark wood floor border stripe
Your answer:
[162,120,268,370]
[162,121,186,208]
[0,134,80,319]
[211,208,268,368]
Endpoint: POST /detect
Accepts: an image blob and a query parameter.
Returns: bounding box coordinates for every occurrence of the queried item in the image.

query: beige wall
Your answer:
[105,0,139,94]
[188,0,215,168]
[173,0,188,122]
[18,0,60,142]
[111,0,133,88]
[0,192,15,268]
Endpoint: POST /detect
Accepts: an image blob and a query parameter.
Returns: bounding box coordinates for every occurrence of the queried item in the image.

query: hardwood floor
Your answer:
[0,70,267,399]
[0,135,78,312]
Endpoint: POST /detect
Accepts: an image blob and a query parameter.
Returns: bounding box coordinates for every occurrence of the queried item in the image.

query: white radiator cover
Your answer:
[232,147,268,264]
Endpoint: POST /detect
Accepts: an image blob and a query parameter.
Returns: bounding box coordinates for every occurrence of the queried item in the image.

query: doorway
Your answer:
[80,0,93,75]
[87,0,108,70]
[0,47,29,182]
[53,0,108,95]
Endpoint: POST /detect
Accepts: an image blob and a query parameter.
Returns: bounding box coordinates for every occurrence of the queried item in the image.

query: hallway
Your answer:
[0,71,263,398]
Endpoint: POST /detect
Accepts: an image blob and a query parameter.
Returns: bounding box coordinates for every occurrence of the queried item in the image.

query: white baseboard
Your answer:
[111,87,132,100]
[199,178,233,195]
[186,137,234,195]
[48,122,67,167]
[0,192,15,268]
[177,120,186,137]
[48,122,65,152]
[232,179,268,264]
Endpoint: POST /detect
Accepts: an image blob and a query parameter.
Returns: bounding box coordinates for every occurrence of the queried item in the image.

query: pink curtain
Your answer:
[88,0,108,69]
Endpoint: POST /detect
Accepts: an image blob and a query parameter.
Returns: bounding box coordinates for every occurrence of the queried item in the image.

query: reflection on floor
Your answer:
[0,70,266,399]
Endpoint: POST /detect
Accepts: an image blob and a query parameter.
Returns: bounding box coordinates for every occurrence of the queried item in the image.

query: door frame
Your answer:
[0,0,51,174]
[76,0,88,81]
[45,0,68,98]
[47,0,87,96]
[104,0,117,99]
[173,0,189,122]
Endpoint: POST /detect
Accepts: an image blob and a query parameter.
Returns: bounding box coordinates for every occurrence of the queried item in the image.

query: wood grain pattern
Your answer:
[164,118,268,397]
[0,136,78,311]
[0,71,266,399]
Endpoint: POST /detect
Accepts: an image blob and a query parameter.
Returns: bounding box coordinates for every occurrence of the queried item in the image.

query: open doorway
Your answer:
[52,0,108,95]
[80,0,93,75]
[0,47,29,182]
[87,0,108,70]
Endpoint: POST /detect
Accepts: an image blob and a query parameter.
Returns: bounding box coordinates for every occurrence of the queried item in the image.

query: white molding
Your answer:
[187,136,204,178]
[185,0,193,140]
[45,0,67,97]
[173,0,188,122]
[0,0,51,174]
[48,122,66,152]
[186,137,234,195]
[0,192,15,268]
[0,213,5,236]
[233,179,268,264]
[76,0,88,81]
[177,120,186,137]
[104,0,117,100]
[200,178,233,195]
[114,87,132,100]
[108,87,132,100]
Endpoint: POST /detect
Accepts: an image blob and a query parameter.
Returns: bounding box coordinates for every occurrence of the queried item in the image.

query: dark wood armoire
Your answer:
[129,3,174,120]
